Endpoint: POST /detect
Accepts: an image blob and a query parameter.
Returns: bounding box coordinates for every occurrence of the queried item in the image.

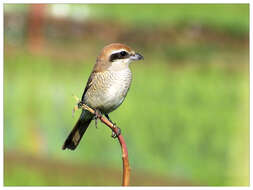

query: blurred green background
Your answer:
[4,4,249,186]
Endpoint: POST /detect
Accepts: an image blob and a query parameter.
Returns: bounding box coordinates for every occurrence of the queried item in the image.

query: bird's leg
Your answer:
[105,114,121,138]
[111,127,121,138]
[94,109,102,128]
[105,114,114,124]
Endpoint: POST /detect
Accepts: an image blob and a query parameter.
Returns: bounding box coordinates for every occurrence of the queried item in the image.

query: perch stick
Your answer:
[79,103,131,186]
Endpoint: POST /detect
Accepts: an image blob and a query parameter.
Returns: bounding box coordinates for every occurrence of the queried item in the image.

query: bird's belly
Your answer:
[101,84,128,112]
[84,69,132,113]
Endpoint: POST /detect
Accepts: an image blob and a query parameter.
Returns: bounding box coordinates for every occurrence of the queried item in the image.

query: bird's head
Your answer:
[94,43,143,72]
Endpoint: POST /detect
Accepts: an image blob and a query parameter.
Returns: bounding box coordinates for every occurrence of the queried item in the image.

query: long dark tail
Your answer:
[62,117,92,150]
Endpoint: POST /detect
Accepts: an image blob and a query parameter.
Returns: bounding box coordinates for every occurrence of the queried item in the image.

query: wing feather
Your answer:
[81,72,95,101]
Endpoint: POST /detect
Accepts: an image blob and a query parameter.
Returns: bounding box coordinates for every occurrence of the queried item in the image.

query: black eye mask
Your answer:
[110,51,130,62]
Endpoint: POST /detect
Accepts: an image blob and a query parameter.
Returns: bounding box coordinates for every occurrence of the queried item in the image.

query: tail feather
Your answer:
[62,118,92,150]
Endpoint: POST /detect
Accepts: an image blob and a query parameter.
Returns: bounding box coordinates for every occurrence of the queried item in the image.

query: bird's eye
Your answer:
[120,51,128,57]
[109,51,129,62]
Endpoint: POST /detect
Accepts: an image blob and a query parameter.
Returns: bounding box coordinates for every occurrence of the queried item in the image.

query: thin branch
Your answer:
[79,103,131,186]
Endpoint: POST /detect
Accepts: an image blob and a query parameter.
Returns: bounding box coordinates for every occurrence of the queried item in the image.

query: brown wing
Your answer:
[81,72,95,101]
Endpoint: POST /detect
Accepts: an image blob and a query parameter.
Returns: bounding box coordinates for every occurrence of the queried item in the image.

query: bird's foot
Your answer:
[94,109,102,129]
[77,101,84,109]
[111,126,121,138]
[104,114,120,138]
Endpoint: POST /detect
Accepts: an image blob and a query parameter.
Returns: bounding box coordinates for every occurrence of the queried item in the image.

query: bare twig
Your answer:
[74,98,131,186]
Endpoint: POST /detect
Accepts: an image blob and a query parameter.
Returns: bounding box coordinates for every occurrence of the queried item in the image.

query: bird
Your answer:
[62,43,143,150]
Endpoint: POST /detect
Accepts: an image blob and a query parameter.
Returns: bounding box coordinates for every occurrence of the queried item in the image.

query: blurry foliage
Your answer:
[4,4,249,46]
[90,4,249,36]
[4,4,249,186]
[4,49,249,186]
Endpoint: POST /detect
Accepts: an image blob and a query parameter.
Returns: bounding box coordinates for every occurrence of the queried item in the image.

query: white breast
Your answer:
[102,68,132,113]
[84,68,132,114]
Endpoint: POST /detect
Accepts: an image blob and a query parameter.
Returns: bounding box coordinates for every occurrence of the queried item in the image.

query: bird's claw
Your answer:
[77,101,84,109]
[111,126,121,138]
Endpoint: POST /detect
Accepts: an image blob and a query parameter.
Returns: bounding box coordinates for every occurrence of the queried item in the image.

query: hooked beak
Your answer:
[130,53,144,61]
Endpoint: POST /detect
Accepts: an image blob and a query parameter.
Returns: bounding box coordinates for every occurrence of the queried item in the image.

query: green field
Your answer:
[4,4,249,186]
[5,4,249,36]
[4,47,249,185]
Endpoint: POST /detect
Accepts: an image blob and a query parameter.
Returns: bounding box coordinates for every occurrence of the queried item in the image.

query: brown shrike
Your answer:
[62,43,143,150]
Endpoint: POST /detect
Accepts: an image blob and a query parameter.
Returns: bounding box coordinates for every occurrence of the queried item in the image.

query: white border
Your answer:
[249,0,252,188]
[1,1,251,190]
[0,1,3,189]
[1,0,252,4]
